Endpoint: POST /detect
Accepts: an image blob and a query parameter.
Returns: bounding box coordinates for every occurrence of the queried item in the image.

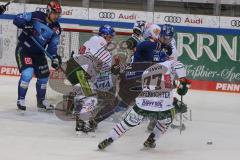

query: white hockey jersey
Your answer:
[135,59,186,112]
[74,35,113,91]
[169,38,177,60]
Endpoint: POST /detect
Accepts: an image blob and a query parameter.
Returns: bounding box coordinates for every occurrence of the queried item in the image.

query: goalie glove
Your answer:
[176,78,191,96]
[173,97,187,114]
[111,56,121,75]
[51,55,62,70]
[111,64,121,75]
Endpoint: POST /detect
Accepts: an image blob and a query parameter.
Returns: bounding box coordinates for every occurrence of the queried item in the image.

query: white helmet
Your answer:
[133,20,146,36]
[143,24,161,40]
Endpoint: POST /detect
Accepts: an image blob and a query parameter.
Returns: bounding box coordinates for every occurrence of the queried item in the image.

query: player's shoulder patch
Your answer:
[52,22,61,35]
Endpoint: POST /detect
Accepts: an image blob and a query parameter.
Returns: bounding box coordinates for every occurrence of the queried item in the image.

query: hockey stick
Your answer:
[22,30,66,73]
[179,95,183,134]
[24,32,54,59]
[4,0,15,7]
[0,0,14,14]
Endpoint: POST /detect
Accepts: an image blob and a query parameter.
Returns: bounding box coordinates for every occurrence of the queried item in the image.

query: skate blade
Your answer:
[16,109,26,115]
[76,131,96,137]
[97,147,107,151]
[140,146,155,151]
[37,108,54,113]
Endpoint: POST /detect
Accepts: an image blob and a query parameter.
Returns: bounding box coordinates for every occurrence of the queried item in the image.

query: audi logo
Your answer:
[99,12,115,19]
[231,20,240,27]
[164,16,181,23]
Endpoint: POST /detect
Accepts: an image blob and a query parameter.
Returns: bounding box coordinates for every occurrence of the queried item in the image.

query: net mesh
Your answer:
[58,28,132,62]
[49,28,132,105]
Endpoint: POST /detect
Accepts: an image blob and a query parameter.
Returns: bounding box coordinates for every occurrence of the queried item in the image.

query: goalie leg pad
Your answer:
[76,70,93,97]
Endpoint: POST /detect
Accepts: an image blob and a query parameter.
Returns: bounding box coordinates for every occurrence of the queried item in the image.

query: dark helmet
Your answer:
[160,24,174,40]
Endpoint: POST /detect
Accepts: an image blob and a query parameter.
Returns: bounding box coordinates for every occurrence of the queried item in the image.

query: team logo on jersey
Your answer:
[125,71,144,80]
[24,57,32,65]
[53,27,60,35]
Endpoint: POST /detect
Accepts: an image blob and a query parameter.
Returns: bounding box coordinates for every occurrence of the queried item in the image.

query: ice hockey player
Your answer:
[144,24,179,130]
[125,20,146,60]
[0,4,6,15]
[77,24,163,132]
[63,24,116,133]
[13,0,62,111]
[98,55,191,150]
[115,24,165,109]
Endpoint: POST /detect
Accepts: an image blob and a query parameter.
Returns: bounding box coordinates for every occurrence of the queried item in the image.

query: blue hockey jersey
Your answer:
[132,40,162,63]
[13,11,61,58]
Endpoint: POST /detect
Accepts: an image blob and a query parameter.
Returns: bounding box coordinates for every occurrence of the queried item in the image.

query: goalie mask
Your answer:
[133,20,146,36]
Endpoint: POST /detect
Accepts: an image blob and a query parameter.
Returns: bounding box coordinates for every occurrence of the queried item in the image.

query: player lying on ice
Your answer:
[13,0,62,112]
[98,24,191,150]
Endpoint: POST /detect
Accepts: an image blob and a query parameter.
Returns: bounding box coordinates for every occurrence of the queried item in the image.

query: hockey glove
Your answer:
[176,78,191,96]
[173,97,187,113]
[111,64,120,75]
[0,5,6,15]
[161,44,173,56]
[51,55,62,70]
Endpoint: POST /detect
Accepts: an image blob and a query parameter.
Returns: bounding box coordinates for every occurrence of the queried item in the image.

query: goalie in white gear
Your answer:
[125,21,146,53]
[98,54,191,149]
[63,25,116,133]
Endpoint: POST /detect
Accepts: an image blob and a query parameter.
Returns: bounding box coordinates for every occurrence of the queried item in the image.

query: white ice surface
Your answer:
[0,76,240,160]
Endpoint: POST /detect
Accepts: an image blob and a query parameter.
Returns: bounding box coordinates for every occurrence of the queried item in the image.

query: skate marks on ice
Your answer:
[0,106,62,125]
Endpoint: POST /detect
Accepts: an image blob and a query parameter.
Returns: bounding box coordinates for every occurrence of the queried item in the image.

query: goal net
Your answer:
[58,28,132,62]
[48,27,132,106]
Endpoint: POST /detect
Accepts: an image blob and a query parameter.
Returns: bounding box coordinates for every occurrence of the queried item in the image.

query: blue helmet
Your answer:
[98,25,115,37]
[160,24,174,40]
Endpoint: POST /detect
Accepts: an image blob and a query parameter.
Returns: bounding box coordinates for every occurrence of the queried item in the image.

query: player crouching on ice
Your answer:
[98,31,191,150]
[63,25,116,133]
[13,0,62,112]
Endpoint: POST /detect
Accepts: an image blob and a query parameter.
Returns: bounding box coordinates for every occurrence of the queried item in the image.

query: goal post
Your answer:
[58,27,132,62]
